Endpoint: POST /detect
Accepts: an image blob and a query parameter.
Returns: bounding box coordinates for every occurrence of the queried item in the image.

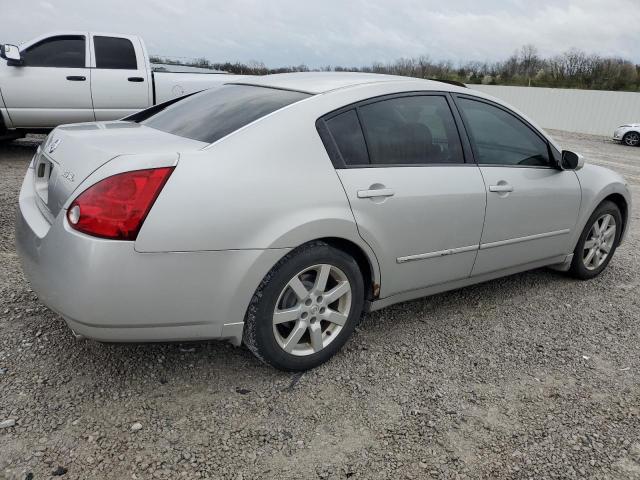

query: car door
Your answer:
[89,35,151,121]
[319,93,487,298]
[1,34,93,127]
[453,95,581,275]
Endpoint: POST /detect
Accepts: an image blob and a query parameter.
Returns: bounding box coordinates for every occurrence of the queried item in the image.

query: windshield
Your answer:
[141,84,311,144]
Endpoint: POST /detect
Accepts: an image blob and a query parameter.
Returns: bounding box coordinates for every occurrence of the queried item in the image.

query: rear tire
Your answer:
[567,201,622,280]
[623,131,640,147]
[243,242,365,371]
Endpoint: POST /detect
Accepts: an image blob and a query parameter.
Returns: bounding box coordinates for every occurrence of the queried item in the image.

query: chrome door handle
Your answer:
[489,184,514,193]
[357,188,395,199]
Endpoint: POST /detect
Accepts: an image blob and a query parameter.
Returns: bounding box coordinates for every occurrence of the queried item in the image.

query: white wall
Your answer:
[467,85,640,136]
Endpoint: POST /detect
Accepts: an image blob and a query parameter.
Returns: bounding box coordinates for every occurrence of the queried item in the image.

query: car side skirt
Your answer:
[367,254,569,312]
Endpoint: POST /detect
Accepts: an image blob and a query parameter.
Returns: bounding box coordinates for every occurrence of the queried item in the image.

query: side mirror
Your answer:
[561,150,584,171]
[0,44,22,65]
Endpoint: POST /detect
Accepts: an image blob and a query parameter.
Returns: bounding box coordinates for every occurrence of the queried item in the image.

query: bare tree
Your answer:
[151,45,640,91]
[520,45,541,86]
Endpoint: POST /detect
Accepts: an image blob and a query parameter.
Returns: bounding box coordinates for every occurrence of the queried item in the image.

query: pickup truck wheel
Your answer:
[0,130,25,143]
[568,201,622,280]
[0,115,27,143]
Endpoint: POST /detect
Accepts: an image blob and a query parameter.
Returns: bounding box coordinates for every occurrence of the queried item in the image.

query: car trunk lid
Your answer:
[34,121,207,218]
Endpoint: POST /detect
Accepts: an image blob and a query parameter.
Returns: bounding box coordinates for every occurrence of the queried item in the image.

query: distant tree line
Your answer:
[150,45,640,91]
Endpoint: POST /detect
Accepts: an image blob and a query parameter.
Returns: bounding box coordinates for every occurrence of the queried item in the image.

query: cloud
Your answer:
[3,0,639,66]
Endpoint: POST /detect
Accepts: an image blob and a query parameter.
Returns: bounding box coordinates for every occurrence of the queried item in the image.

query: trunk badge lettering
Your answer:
[62,171,76,182]
[48,138,61,154]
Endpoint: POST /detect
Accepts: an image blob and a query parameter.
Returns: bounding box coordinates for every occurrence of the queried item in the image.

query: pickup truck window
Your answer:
[94,36,137,69]
[141,84,310,144]
[22,35,85,68]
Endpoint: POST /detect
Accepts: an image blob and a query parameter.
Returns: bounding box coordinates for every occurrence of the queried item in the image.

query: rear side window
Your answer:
[358,95,464,165]
[325,110,369,166]
[141,85,310,143]
[457,97,550,167]
[94,36,137,69]
[22,35,85,68]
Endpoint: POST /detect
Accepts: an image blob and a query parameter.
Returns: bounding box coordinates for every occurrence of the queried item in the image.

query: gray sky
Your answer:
[4,0,639,67]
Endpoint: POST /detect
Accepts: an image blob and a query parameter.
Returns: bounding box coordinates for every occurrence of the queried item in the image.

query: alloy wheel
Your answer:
[583,213,616,270]
[624,132,640,146]
[272,264,352,356]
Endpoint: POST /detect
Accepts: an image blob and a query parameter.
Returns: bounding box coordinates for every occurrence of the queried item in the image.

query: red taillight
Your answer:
[67,167,174,240]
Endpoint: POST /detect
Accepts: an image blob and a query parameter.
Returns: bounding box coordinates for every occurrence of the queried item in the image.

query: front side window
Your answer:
[94,36,137,69]
[358,95,464,165]
[22,36,85,68]
[457,97,550,167]
[141,84,310,143]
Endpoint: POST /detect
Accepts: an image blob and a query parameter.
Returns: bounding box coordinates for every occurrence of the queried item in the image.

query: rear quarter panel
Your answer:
[136,98,364,252]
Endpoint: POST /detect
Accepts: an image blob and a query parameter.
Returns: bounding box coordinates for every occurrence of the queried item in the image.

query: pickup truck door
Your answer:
[0,34,94,128]
[89,35,151,121]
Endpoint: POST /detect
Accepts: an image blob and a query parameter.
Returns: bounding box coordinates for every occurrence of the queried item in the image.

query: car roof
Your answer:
[231,72,456,95]
[228,72,562,152]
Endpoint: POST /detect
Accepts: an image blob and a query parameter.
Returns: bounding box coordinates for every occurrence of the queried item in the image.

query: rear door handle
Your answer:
[128,77,145,82]
[489,184,514,193]
[357,188,395,199]
[66,76,86,81]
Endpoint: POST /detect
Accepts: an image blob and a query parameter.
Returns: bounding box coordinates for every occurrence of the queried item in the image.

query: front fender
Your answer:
[572,164,632,247]
[0,86,13,130]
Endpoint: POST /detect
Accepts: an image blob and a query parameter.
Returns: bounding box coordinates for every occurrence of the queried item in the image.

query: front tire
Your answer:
[568,201,622,279]
[623,131,640,147]
[243,242,365,371]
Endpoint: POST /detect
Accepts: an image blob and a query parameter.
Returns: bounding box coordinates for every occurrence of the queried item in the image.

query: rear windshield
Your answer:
[141,84,310,143]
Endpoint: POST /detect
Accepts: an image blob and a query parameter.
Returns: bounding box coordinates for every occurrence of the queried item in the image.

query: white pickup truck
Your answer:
[0,32,246,140]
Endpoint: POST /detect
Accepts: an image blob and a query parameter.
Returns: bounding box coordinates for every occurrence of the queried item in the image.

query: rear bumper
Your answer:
[16,167,288,344]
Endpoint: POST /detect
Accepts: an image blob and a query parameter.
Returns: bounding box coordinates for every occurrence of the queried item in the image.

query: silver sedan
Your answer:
[16,73,631,370]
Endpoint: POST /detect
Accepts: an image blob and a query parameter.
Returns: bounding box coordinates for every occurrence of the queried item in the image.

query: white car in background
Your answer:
[613,124,640,146]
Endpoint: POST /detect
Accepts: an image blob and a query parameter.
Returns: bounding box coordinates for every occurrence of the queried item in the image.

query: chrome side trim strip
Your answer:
[397,244,478,264]
[396,229,571,264]
[479,229,571,250]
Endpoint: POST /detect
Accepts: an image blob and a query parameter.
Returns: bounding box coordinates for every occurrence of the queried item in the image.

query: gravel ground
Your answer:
[1,131,639,480]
